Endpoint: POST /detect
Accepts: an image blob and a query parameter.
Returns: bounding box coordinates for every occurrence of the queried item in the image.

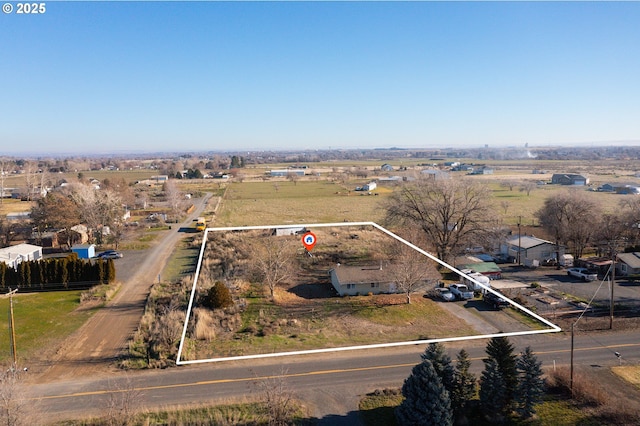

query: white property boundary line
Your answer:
[176,222,561,365]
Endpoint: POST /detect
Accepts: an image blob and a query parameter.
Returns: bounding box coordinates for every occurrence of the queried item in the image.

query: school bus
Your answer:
[195,217,206,231]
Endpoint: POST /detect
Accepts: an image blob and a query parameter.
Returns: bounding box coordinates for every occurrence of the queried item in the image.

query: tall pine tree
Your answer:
[396,359,453,426]
[479,358,506,422]
[421,342,455,395]
[485,336,518,412]
[451,349,476,417]
[516,346,545,419]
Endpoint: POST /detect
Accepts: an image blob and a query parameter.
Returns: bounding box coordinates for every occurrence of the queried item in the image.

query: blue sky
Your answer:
[2,1,639,155]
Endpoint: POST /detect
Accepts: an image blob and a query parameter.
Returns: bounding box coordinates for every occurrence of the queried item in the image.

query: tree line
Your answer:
[0,256,115,291]
[397,337,544,425]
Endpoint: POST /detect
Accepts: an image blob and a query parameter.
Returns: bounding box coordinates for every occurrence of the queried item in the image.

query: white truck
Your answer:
[460,269,491,294]
[449,283,474,300]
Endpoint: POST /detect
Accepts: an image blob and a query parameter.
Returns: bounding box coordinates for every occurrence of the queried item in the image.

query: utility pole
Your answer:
[6,288,18,368]
[570,322,574,396]
[610,252,616,329]
[517,216,522,266]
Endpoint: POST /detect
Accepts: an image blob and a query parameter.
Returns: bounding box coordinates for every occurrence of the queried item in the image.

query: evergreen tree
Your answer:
[396,359,453,426]
[206,281,234,309]
[516,347,545,419]
[479,358,506,422]
[421,342,455,396]
[451,349,476,416]
[485,336,518,411]
[106,258,116,283]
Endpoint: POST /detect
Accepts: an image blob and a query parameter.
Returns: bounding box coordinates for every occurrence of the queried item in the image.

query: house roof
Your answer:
[331,265,388,285]
[460,262,501,274]
[617,252,640,269]
[0,243,42,262]
[505,235,555,249]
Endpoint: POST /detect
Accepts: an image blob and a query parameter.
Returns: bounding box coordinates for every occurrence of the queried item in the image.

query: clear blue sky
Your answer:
[2,1,639,155]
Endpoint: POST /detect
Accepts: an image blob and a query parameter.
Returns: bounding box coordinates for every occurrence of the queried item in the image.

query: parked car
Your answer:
[567,267,598,282]
[449,284,474,300]
[96,250,123,259]
[434,287,455,302]
[483,291,510,309]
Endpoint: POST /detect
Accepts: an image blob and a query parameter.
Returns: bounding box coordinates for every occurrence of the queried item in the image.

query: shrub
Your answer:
[206,281,234,309]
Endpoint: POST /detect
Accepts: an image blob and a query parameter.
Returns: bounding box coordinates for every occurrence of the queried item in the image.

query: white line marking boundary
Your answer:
[176,222,561,365]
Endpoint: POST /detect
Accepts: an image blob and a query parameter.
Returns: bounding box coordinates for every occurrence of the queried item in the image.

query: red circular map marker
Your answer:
[301,231,317,251]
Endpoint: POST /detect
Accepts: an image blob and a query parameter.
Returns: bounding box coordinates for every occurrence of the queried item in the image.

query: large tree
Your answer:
[479,358,507,422]
[250,235,296,299]
[386,242,440,304]
[536,190,601,260]
[396,359,453,426]
[31,192,81,247]
[421,342,455,396]
[385,178,494,263]
[516,346,545,419]
[451,349,476,419]
[484,336,518,414]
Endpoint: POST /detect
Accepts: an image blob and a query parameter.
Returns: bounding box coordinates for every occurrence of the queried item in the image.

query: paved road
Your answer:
[26,329,640,423]
[30,194,213,382]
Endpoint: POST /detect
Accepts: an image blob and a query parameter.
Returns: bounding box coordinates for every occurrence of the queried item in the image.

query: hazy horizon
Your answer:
[2,2,639,155]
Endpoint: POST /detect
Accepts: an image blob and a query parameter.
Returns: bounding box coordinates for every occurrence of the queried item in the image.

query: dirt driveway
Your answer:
[30,194,213,383]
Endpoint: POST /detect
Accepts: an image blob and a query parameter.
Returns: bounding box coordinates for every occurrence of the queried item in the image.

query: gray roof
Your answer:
[506,235,555,249]
[617,252,640,269]
[331,265,388,285]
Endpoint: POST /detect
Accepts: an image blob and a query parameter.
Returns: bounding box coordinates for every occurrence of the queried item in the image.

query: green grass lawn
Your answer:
[0,291,98,365]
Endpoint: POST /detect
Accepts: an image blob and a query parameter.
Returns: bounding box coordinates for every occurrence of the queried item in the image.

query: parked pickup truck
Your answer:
[483,291,510,309]
[449,284,474,300]
[567,267,598,282]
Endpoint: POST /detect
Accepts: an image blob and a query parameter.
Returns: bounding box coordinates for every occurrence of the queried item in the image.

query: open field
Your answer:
[215,180,392,226]
[612,365,640,390]
[0,291,99,364]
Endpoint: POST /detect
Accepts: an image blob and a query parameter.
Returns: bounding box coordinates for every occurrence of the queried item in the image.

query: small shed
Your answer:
[71,244,95,259]
[329,264,395,296]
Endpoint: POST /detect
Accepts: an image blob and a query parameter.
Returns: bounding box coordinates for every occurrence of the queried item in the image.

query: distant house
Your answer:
[71,244,95,259]
[502,235,563,267]
[329,264,395,296]
[362,182,377,191]
[616,252,640,276]
[421,169,449,180]
[470,167,494,175]
[598,183,640,194]
[0,243,43,269]
[270,169,305,177]
[551,174,589,186]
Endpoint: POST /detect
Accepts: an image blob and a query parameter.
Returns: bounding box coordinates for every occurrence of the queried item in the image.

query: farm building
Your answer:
[458,260,502,279]
[273,227,306,236]
[501,235,564,267]
[270,169,305,177]
[0,243,43,269]
[551,173,589,185]
[71,244,96,259]
[329,264,396,296]
[381,164,394,172]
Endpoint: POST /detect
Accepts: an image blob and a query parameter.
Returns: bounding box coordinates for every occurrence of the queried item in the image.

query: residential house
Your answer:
[616,252,640,276]
[551,174,589,186]
[329,264,395,296]
[502,235,563,267]
[0,243,43,269]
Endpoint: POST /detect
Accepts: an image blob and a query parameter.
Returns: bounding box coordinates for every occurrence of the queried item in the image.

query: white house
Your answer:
[0,243,43,269]
[329,264,396,296]
[502,235,564,267]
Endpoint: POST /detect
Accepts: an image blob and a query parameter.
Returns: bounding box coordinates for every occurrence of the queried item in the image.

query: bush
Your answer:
[546,367,609,406]
[206,281,234,309]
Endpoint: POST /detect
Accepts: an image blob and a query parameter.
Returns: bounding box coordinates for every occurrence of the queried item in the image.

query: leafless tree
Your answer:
[286,172,299,186]
[384,178,494,263]
[23,161,37,201]
[500,180,517,191]
[163,179,184,219]
[536,190,601,260]
[103,375,143,426]
[0,160,7,204]
[70,184,123,244]
[253,368,296,426]
[385,242,440,304]
[500,200,511,215]
[519,181,537,196]
[0,368,30,426]
[250,235,296,299]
